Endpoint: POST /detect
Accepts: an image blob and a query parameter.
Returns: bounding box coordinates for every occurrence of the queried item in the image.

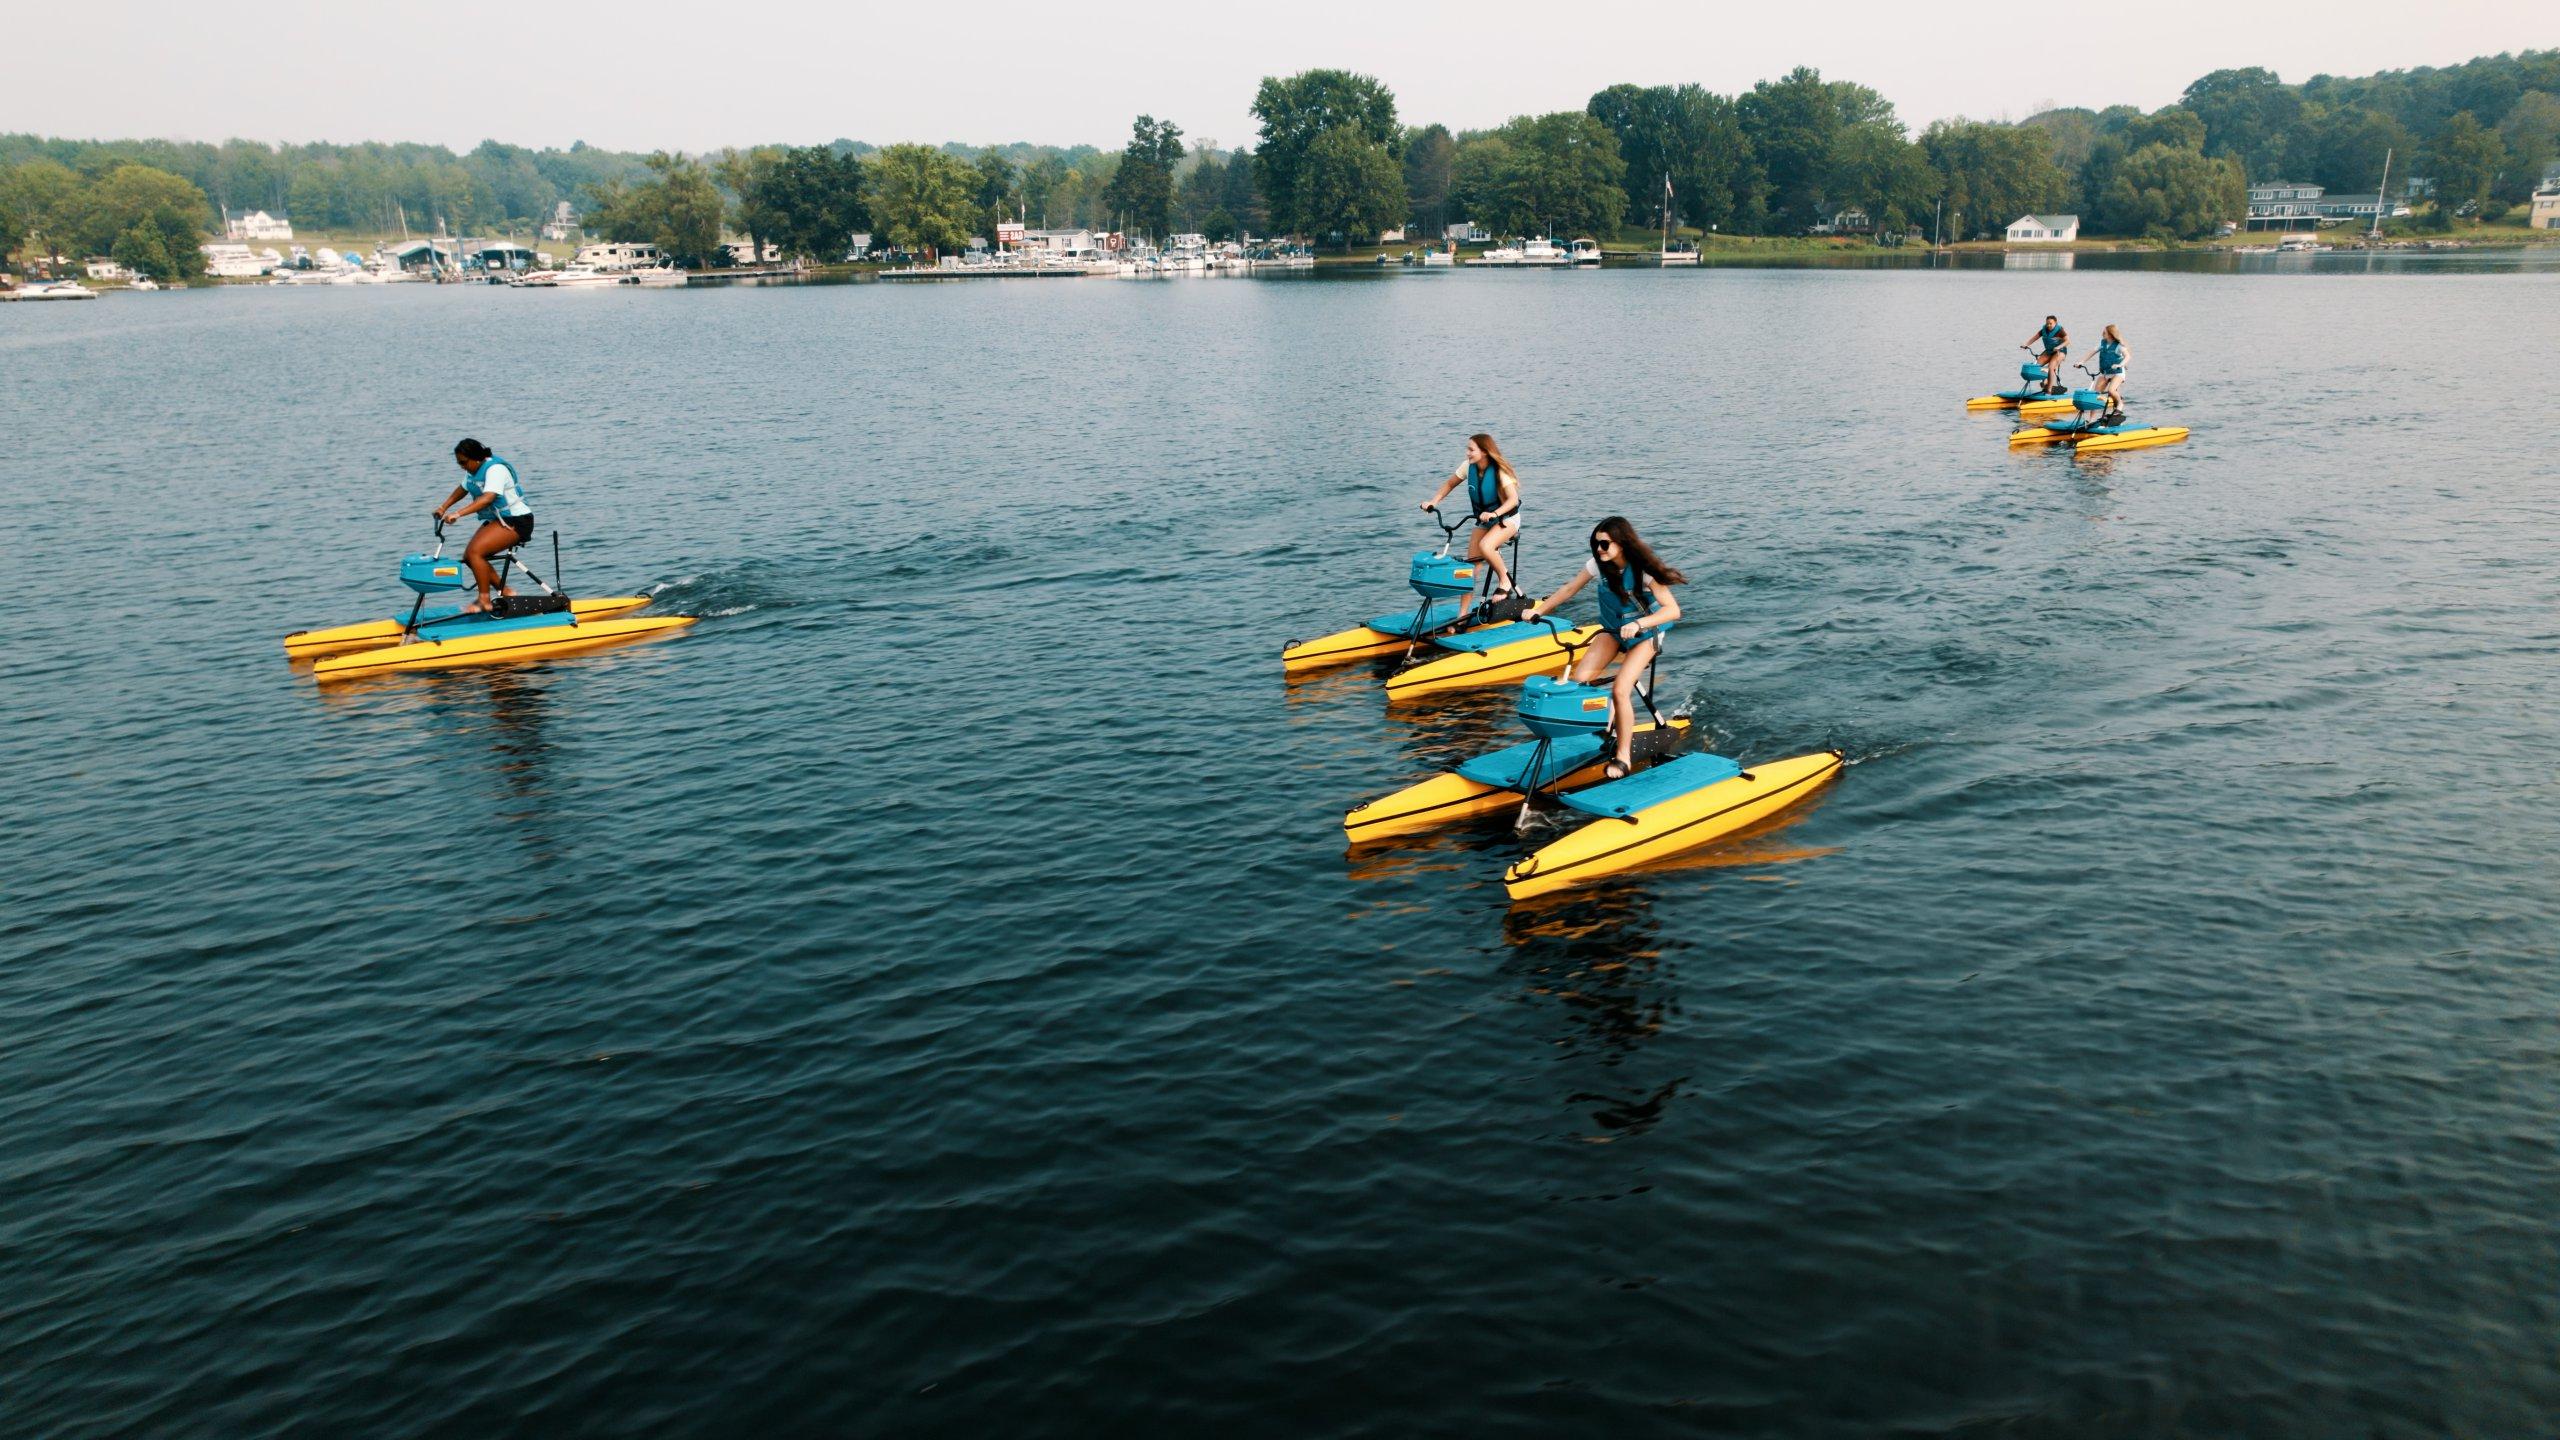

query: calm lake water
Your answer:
[6,254,2560,1438]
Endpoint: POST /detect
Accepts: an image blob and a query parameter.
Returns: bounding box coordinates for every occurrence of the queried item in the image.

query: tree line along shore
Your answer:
[6,50,2557,286]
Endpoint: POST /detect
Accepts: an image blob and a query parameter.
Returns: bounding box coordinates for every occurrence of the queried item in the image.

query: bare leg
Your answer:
[1572,632,1622,685]
[462,523,525,611]
[1608,638,1660,768]
[1475,519,1519,597]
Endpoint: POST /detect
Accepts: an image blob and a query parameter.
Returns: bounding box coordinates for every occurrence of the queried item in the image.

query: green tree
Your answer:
[110,222,179,280]
[2496,92,2560,202]
[972,151,1019,236]
[714,146,787,260]
[647,153,727,265]
[1739,68,1895,231]
[1586,83,1752,234]
[1463,113,1626,238]
[1298,124,1407,248]
[1102,115,1183,238]
[865,143,978,253]
[1174,151,1225,232]
[1923,121,2072,240]
[2426,111,2507,211]
[1449,135,1514,228]
[0,157,83,265]
[57,163,212,276]
[2311,108,2415,193]
[1401,124,1454,235]
[2096,143,2244,238]
[589,153,726,265]
[1220,145,1264,234]
[2181,68,2304,177]
[1251,69,1400,235]
[755,145,866,260]
[1022,155,1071,227]
[1825,121,1934,236]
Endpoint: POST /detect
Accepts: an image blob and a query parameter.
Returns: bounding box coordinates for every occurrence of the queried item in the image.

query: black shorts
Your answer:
[496,513,535,543]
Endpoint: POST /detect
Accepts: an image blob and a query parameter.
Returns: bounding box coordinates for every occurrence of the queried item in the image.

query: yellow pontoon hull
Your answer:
[2073,426,2188,454]
[285,596,655,657]
[1503,749,1844,900]
[1344,718,1691,842]
[1385,625,1598,701]
[1968,394,2077,416]
[1282,623,1419,672]
[311,615,696,680]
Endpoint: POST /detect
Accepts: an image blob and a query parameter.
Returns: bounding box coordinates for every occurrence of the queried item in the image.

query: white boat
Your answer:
[630,264,688,287]
[1660,241,1700,267]
[127,276,161,291]
[199,243,275,278]
[2276,233,2331,254]
[1468,241,1525,267]
[1422,243,1454,267]
[1567,238,1603,267]
[1520,237,1569,267]
[5,279,97,300]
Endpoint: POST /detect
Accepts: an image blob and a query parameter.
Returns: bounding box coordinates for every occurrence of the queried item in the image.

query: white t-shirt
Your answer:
[467,458,531,521]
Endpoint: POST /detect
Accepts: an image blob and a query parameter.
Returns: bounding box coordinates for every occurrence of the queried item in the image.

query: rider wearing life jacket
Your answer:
[2093,325,2128,413]
[434,438,536,613]
[2025,316,2068,393]
[1522,516,1686,779]
[1421,432,1523,616]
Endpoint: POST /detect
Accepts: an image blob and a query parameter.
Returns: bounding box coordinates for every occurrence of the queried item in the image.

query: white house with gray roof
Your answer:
[2005,214,2078,243]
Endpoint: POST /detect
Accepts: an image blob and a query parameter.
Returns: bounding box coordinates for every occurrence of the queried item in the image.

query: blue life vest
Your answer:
[467,455,532,520]
[2097,339,2124,374]
[1596,565,1660,637]
[2037,324,2062,351]
[1466,462,1507,518]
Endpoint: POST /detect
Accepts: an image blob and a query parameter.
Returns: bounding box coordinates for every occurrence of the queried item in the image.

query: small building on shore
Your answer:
[225,209,293,241]
[2533,186,2560,231]
[2005,213,2079,243]
[540,201,579,242]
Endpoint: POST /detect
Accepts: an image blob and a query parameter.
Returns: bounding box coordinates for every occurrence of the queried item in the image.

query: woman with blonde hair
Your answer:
[2092,324,2128,408]
[1421,432,1522,614]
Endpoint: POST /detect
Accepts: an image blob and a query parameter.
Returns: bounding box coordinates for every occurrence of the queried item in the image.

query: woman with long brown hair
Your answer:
[1522,516,1686,778]
[1420,432,1522,614]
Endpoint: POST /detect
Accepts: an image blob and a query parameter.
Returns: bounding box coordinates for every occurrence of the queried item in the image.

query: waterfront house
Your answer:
[1446,221,1483,242]
[225,209,293,241]
[2533,185,2560,231]
[2313,192,2410,224]
[2005,214,2079,243]
[1016,228,1099,256]
[2245,181,2324,231]
[84,258,129,280]
[847,233,872,260]
[540,201,579,242]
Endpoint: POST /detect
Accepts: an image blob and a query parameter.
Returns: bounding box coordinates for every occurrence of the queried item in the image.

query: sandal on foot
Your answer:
[1603,759,1630,780]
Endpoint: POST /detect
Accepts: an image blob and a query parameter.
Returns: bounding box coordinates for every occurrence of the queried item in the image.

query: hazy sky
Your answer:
[6,0,2552,153]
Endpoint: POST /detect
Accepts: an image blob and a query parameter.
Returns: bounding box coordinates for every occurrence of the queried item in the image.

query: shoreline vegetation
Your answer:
[6,49,2555,287]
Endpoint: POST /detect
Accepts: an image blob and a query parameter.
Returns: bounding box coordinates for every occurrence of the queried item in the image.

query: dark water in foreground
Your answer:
[5,258,2560,1437]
